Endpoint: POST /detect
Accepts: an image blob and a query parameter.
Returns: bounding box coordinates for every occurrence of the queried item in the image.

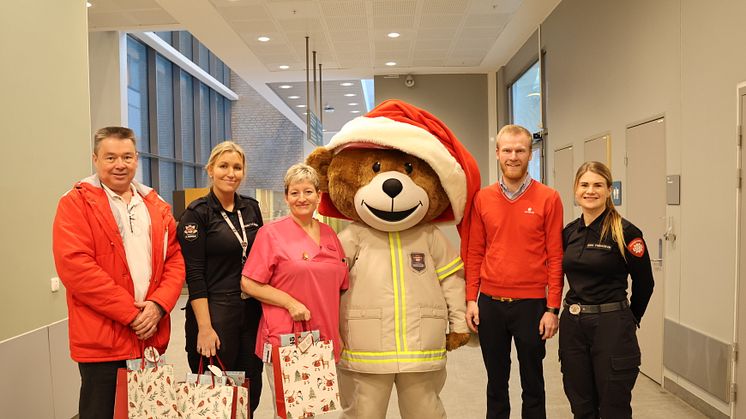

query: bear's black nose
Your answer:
[382,178,403,198]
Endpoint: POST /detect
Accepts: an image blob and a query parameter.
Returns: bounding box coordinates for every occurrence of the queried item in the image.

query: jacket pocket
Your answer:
[342,308,382,351]
[419,307,447,350]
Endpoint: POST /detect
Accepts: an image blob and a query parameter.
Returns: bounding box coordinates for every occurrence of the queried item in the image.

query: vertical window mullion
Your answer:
[146,47,160,189]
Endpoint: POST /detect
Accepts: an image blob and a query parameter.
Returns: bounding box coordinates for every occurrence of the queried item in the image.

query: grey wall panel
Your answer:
[0,328,55,418]
[663,319,732,402]
[49,320,79,419]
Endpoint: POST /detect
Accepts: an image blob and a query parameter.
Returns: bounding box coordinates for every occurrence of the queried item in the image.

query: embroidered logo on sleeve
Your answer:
[410,252,426,272]
[627,238,645,257]
[183,223,199,241]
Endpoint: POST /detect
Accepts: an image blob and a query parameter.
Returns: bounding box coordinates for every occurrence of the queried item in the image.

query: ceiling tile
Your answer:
[419,14,463,29]
[371,0,417,16]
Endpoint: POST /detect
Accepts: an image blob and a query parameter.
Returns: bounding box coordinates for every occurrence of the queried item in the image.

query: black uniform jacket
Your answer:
[562,210,654,323]
[177,190,263,300]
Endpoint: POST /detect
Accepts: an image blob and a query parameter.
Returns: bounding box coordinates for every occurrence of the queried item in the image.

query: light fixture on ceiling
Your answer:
[344,93,356,97]
[385,61,397,66]
[527,92,541,97]
[279,65,289,70]
[296,104,306,108]
[257,36,270,42]
[323,104,335,113]
[86,1,92,7]
[288,95,300,99]
[348,102,358,106]
[340,82,353,87]
[279,85,292,89]
[350,110,360,114]
[387,32,400,38]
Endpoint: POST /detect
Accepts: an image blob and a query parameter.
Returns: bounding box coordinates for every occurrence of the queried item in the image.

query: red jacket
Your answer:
[52,175,185,362]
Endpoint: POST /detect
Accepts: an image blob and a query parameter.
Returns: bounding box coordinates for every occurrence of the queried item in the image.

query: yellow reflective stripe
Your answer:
[395,232,408,352]
[342,349,445,356]
[388,232,402,352]
[341,349,447,364]
[437,260,464,281]
[436,256,462,274]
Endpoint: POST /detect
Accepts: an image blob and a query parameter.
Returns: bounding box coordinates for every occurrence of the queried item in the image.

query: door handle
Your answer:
[650,238,664,264]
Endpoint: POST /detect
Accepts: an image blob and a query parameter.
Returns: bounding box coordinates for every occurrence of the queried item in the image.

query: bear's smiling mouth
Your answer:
[362,201,423,222]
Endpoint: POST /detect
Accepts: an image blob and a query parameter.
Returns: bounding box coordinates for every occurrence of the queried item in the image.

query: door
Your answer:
[553,146,574,225]
[625,118,666,384]
[735,86,746,417]
[585,134,610,166]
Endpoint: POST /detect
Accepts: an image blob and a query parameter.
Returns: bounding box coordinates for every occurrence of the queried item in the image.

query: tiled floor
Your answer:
[168,295,706,418]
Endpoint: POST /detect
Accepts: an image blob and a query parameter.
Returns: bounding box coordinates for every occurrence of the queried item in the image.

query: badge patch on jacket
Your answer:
[627,238,645,257]
[410,252,426,272]
[183,223,198,241]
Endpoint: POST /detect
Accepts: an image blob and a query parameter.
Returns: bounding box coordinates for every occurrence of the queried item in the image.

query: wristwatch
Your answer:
[545,307,559,315]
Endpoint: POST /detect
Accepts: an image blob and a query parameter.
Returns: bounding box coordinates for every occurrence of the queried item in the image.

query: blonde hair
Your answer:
[205,141,246,177]
[574,161,626,259]
[496,124,532,149]
[284,163,320,194]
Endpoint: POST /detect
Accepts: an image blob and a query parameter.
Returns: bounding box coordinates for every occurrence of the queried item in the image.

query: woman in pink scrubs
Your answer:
[240,163,348,403]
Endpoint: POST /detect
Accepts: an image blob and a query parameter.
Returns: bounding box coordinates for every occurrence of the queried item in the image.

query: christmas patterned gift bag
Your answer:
[176,357,250,419]
[114,361,180,418]
[272,332,340,418]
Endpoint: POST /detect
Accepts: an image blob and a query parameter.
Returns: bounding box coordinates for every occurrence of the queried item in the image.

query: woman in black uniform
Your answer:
[560,161,654,419]
[177,141,263,415]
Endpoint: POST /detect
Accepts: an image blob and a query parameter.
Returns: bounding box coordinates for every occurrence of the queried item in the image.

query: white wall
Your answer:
[0,0,91,340]
[89,31,128,134]
[500,0,746,413]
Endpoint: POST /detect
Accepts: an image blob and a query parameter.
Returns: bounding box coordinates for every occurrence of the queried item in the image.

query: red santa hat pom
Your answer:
[321,99,481,260]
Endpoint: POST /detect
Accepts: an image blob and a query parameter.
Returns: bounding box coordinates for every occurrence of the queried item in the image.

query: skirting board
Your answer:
[664,377,729,419]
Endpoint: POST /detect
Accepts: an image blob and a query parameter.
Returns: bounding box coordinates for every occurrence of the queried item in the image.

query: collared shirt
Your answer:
[499,172,532,200]
[102,183,152,302]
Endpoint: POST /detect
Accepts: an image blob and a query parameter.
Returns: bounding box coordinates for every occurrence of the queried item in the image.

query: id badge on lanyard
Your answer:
[220,209,248,263]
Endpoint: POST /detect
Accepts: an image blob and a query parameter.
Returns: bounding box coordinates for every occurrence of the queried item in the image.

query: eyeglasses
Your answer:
[101,154,137,164]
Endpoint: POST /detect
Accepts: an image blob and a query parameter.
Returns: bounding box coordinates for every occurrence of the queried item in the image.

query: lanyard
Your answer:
[220,209,248,263]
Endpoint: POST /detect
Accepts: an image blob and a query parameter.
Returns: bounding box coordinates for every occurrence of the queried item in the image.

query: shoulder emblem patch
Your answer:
[410,252,426,272]
[183,222,199,241]
[627,238,645,258]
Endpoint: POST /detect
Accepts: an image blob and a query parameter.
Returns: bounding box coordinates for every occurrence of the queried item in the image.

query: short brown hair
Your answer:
[94,127,136,154]
[496,124,532,149]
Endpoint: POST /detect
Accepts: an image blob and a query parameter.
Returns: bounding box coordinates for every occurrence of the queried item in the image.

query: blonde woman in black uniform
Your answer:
[178,141,264,415]
[560,161,654,419]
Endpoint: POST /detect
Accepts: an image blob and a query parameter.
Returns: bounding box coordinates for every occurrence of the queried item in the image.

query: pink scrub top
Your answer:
[242,216,349,361]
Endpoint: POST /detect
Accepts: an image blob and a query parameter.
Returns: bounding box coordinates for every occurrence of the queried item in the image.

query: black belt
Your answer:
[563,300,628,315]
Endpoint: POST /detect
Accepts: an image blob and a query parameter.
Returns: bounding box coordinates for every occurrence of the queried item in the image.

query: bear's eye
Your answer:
[404,162,413,174]
[372,162,381,173]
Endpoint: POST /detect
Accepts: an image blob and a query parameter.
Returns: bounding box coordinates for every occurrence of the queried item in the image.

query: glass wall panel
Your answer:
[154,31,172,45]
[180,70,195,162]
[127,37,149,153]
[138,156,152,186]
[177,31,193,60]
[184,166,196,188]
[155,54,175,158]
[510,60,543,182]
[159,161,176,205]
[199,83,211,164]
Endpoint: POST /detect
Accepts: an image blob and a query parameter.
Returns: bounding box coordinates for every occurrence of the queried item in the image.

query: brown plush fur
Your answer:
[307,147,450,222]
[306,146,470,352]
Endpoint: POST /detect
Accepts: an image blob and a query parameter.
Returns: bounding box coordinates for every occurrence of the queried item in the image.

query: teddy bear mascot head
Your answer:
[307,99,480,417]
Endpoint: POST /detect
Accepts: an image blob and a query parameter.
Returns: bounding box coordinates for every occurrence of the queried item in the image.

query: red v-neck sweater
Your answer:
[465,180,564,308]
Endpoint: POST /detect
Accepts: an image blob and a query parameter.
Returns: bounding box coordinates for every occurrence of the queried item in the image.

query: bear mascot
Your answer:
[306,99,481,418]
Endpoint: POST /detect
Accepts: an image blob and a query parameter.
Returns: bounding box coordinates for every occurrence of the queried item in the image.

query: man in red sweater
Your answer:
[466,124,563,419]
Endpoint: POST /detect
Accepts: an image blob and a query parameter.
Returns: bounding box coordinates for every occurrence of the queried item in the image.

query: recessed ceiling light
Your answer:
[258,36,270,42]
[350,110,360,114]
[527,92,541,97]
[279,85,292,89]
[279,65,289,70]
[385,61,397,66]
[340,82,353,87]
[296,104,306,108]
[86,1,93,7]
[302,112,308,115]
[387,32,400,38]
[288,95,300,99]
[344,93,356,97]
[348,102,358,106]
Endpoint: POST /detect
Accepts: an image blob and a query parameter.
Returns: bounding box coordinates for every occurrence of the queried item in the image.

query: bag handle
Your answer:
[196,355,227,386]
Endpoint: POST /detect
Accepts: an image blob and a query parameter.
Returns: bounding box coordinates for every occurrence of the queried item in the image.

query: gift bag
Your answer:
[176,357,250,419]
[272,329,340,418]
[114,347,180,419]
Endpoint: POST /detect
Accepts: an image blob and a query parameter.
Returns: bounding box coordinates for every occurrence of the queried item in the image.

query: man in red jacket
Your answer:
[52,127,185,418]
[466,124,563,419]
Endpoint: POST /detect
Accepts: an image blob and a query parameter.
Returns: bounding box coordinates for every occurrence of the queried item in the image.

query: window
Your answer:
[126,33,235,208]
[509,60,544,182]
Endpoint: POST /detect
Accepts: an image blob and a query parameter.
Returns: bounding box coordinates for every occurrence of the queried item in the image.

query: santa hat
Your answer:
[319,99,481,259]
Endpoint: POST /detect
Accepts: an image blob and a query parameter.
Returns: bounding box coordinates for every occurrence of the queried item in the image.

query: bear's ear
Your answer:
[306,147,333,192]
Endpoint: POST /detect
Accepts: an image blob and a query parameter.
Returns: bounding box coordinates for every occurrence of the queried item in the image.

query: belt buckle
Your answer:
[569,304,581,315]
